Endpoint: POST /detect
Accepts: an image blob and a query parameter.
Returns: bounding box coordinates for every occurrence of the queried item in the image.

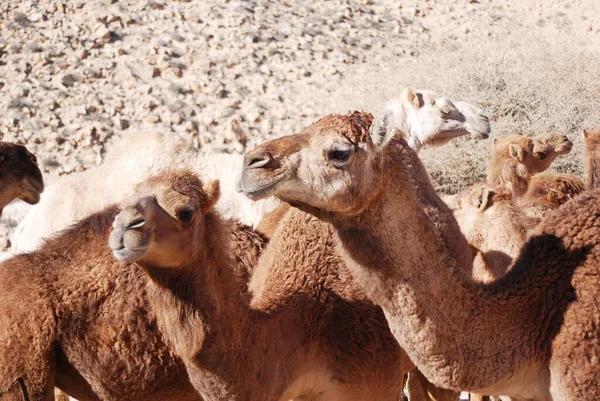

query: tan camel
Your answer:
[15,88,490,253]
[486,134,573,198]
[530,134,573,173]
[238,111,600,401]
[108,169,414,401]
[0,141,44,217]
[444,184,536,283]
[583,128,600,189]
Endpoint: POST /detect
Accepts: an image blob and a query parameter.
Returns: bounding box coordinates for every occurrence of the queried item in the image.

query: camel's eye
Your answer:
[0,153,5,162]
[326,146,353,166]
[177,208,194,223]
[536,152,547,160]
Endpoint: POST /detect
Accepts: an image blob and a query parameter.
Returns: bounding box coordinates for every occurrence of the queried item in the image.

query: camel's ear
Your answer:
[370,108,396,148]
[472,186,492,211]
[508,144,524,162]
[202,180,220,213]
[402,86,421,109]
[583,129,590,140]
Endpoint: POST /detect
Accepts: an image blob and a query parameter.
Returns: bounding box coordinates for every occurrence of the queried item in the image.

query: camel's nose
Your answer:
[244,154,271,169]
[243,151,279,170]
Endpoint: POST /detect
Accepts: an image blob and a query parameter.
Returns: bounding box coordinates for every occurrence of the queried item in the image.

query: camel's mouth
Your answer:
[108,225,152,263]
[237,173,284,200]
[111,247,149,263]
[20,176,44,205]
[556,140,573,154]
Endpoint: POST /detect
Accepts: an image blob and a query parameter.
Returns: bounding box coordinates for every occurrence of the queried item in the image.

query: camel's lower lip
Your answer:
[112,247,148,263]
[471,131,490,140]
[21,178,44,204]
[238,175,284,200]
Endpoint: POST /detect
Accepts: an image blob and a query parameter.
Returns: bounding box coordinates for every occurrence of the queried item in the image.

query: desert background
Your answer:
[1,0,600,251]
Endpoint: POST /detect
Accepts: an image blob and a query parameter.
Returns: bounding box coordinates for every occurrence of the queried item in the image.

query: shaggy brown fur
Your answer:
[109,170,413,401]
[0,141,44,217]
[518,173,584,220]
[239,112,600,400]
[2,174,261,401]
[583,128,600,190]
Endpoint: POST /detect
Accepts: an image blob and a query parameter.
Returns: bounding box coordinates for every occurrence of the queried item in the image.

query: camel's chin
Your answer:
[21,191,41,205]
[471,131,490,140]
[112,247,148,263]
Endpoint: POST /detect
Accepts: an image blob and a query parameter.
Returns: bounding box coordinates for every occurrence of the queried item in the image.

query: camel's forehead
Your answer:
[496,135,533,151]
[306,111,373,144]
[584,129,600,142]
[417,90,441,105]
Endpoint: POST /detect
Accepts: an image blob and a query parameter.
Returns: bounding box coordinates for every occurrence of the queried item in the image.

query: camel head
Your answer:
[385,87,491,150]
[530,134,573,173]
[109,170,220,269]
[239,110,408,217]
[0,141,44,211]
[447,184,528,262]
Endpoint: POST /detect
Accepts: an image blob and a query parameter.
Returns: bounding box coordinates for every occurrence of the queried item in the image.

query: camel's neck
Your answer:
[331,143,570,391]
[584,146,600,189]
[143,215,296,401]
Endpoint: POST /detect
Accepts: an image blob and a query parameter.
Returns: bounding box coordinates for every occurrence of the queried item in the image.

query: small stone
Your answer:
[61,74,78,87]
[147,112,160,123]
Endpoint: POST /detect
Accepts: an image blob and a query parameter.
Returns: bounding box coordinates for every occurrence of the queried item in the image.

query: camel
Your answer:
[0,141,44,217]
[14,87,490,253]
[238,111,600,401]
[444,184,536,283]
[518,173,584,220]
[0,205,240,400]
[530,134,573,174]
[486,135,535,197]
[583,128,600,189]
[108,170,412,401]
[486,134,573,198]
[382,86,490,150]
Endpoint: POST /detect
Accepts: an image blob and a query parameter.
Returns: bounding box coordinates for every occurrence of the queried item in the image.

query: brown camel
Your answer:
[0,141,44,217]
[583,128,600,189]
[0,208,231,399]
[238,111,600,401]
[109,170,412,401]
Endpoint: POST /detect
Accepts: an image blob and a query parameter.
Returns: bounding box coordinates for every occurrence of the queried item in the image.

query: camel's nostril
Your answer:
[126,218,146,230]
[246,156,271,169]
[563,136,570,142]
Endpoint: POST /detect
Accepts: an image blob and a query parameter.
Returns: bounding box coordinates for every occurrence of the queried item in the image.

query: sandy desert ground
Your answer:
[1,0,600,399]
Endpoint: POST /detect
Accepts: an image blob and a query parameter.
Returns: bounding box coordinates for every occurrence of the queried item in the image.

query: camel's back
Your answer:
[27,208,202,401]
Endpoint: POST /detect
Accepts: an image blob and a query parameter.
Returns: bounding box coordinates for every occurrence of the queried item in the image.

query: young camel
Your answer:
[14,87,490,253]
[0,208,245,400]
[518,173,584,220]
[583,128,600,189]
[486,134,573,198]
[0,141,44,217]
[238,111,600,401]
[108,170,412,401]
[444,184,536,283]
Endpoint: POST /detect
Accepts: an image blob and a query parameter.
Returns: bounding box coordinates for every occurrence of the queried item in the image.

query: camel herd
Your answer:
[0,87,598,401]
